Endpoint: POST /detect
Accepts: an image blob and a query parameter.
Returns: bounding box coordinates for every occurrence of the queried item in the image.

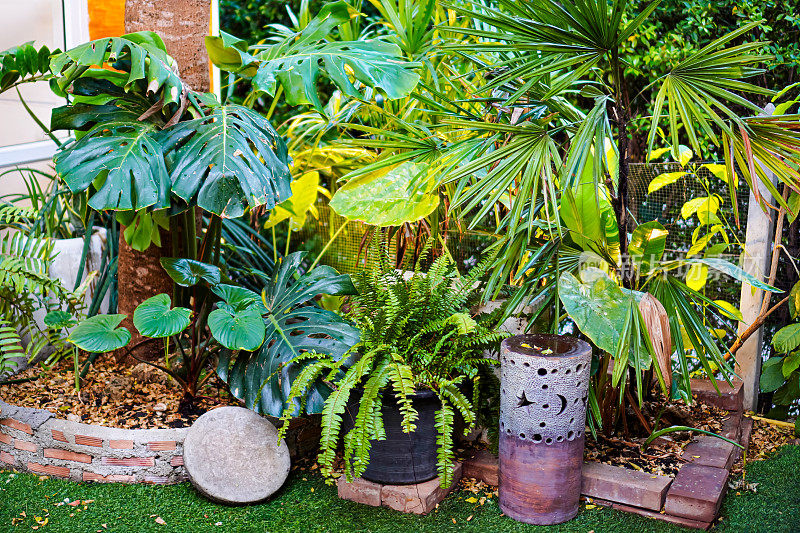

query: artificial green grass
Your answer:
[1,445,798,532]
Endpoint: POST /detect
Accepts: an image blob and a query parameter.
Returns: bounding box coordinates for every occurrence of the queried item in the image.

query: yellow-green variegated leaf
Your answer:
[681,196,720,219]
[330,162,438,227]
[648,171,686,194]
[263,171,320,230]
[714,300,744,322]
[648,147,672,161]
[678,145,693,166]
[685,262,708,291]
[702,163,735,187]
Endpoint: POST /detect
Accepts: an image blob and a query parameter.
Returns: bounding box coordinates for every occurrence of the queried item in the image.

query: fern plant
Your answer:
[0,203,84,377]
[279,238,507,487]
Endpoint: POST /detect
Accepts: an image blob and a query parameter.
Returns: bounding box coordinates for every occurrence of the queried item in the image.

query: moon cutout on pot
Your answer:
[556,394,567,415]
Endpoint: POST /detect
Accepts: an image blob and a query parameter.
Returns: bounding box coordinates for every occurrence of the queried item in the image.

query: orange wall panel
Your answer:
[88,0,126,39]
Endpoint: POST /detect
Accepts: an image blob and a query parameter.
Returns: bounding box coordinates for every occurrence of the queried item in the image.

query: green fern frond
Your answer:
[434,402,456,487]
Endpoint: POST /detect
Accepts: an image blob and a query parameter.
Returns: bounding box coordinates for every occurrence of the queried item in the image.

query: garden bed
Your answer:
[0,357,233,429]
[0,359,323,484]
[584,394,728,477]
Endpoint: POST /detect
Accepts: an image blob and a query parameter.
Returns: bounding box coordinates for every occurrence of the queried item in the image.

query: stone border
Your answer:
[0,400,321,484]
[462,378,751,530]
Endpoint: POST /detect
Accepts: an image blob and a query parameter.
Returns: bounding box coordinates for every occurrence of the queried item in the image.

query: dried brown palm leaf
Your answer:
[639,293,672,393]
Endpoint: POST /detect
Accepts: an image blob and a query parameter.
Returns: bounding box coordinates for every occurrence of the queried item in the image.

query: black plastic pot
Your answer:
[344,389,441,485]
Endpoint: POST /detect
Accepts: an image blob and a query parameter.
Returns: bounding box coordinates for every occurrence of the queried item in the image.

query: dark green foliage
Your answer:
[207,2,419,112]
[280,238,507,486]
[217,251,360,417]
[760,281,800,412]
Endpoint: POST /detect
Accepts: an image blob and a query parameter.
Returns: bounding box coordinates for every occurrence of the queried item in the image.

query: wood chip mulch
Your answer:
[583,396,727,477]
[0,356,236,429]
[731,415,797,476]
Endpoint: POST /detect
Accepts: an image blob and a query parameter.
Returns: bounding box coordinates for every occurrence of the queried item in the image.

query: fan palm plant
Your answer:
[316,0,798,432]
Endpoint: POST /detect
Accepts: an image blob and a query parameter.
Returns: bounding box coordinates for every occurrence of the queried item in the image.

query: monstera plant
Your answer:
[205,0,420,112]
[68,252,359,405]
[39,15,416,363]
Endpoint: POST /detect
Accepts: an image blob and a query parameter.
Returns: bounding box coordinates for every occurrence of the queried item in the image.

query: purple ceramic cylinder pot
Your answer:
[498,334,592,525]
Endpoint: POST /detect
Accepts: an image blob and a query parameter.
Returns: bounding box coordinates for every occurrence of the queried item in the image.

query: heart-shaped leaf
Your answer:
[44,310,76,329]
[212,284,268,314]
[68,314,131,353]
[133,294,192,338]
[160,258,221,287]
[208,306,266,351]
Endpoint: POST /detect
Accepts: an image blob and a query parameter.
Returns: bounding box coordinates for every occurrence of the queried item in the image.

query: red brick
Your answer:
[720,412,743,441]
[44,448,92,464]
[147,441,176,451]
[0,451,14,464]
[51,430,68,443]
[74,435,103,447]
[144,475,171,484]
[740,417,755,449]
[83,472,136,483]
[0,418,32,435]
[28,462,70,478]
[682,436,737,470]
[463,449,498,486]
[337,476,382,507]
[380,463,462,515]
[582,462,672,511]
[690,378,743,411]
[170,455,184,466]
[732,417,755,466]
[101,456,155,467]
[610,502,712,530]
[665,464,728,522]
[0,433,11,445]
[13,439,36,453]
[109,440,133,450]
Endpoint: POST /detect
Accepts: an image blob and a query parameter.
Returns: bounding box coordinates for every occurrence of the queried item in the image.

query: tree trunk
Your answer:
[124,0,212,91]
[116,0,211,364]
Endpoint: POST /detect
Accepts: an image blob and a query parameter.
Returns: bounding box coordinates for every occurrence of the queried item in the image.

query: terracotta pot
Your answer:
[498,334,592,525]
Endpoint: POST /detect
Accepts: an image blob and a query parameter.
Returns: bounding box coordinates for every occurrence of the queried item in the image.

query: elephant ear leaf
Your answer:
[205,1,419,111]
[133,294,191,338]
[54,120,171,211]
[68,314,131,353]
[158,104,292,218]
[208,305,266,351]
[217,251,360,417]
[160,258,221,287]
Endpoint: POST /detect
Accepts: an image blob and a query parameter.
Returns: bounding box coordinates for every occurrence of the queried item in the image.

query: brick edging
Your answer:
[0,400,321,485]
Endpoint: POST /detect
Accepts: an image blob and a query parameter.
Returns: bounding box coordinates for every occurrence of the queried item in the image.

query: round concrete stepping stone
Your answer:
[183,406,290,504]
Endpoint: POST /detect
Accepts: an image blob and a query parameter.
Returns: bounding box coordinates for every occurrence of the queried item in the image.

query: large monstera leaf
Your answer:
[157,104,292,218]
[50,31,184,106]
[217,252,360,417]
[205,1,419,111]
[54,120,171,211]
